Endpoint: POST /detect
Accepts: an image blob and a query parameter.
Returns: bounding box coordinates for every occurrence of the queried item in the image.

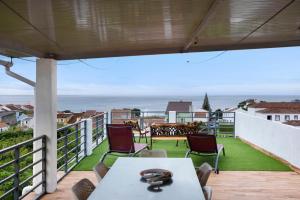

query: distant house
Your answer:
[82,110,98,119]
[0,111,17,125]
[20,116,34,129]
[21,104,34,111]
[0,104,11,112]
[166,101,192,123]
[0,122,9,132]
[111,109,132,124]
[57,113,73,125]
[193,108,209,122]
[244,102,300,123]
[67,113,84,124]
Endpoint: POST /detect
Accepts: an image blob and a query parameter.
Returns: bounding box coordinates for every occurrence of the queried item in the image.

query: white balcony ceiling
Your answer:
[0,0,299,60]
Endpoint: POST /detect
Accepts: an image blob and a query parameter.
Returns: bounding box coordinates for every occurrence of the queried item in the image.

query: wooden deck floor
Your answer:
[26,171,300,200]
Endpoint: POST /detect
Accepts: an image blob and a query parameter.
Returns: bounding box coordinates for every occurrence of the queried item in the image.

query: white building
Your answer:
[0,122,9,132]
[19,113,34,129]
[244,102,300,123]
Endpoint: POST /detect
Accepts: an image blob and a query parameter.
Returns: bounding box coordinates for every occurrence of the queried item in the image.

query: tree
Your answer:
[131,108,141,118]
[238,99,255,111]
[215,109,223,120]
[202,93,211,111]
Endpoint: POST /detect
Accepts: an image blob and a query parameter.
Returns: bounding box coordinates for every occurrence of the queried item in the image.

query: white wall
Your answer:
[235,111,300,168]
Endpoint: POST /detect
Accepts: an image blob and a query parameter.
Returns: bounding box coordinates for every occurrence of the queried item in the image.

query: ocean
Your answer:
[0,95,299,112]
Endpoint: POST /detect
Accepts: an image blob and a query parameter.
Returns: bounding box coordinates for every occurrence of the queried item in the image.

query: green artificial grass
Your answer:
[74,137,291,171]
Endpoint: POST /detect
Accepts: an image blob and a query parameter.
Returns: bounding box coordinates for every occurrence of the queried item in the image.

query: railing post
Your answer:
[13,147,20,200]
[96,116,99,146]
[84,120,87,156]
[63,128,68,173]
[103,113,108,139]
[75,124,79,163]
[233,112,236,138]
[109,111,112,124]
[84,119,93,156]
[42,136,47,194]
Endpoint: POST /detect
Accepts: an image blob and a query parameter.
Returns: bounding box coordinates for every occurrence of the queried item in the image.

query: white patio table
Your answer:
[88,157,205,200]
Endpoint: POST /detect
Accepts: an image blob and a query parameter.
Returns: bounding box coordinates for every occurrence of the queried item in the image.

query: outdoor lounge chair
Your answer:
[196,162,213,187]
[124,120,148,143]
[203,186,212,200]
[93,162,110,182]
[185,134,225,174]
[100,124,149,163]
[72,178,95,200]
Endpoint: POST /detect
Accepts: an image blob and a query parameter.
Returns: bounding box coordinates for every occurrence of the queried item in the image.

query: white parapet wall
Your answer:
[235,111,300,168]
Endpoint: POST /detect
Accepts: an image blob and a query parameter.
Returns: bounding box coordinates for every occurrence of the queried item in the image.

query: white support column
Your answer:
[81,119,93,156]
[85,119,93,156]
[33,58,57,193]
[168,111,177,123]
[103,113,108,138]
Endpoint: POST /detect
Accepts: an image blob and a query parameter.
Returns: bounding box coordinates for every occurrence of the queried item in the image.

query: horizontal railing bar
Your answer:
[57,129,84,142]
[91,113,106,118]
[0,186,16,199]
[19,147,44,160]
[19,169,44,187]
[92,132,103,137]
[0,135,45,154]
[57,131,77,142]
[66,138,77,146]
[0,159,16,170]
[0,172,15,185]
[19,158,44,174]
[57,163,65,171]
[57,145,65,152]
[57,155,65,163]
[57,120,86,132]
[67,146,80,155]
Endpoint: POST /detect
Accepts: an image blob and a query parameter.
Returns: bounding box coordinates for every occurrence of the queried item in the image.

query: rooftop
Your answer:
[248,102,300,109]
[257,108,300,114]
[166,101,192,112]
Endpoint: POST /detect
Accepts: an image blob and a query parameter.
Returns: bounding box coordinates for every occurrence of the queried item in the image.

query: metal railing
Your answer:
[56,112,108,181]
[0,136,46,200]
[91,113,108,148]
[111,111,167,129]
[110,110,236,136]
[57,121,87,182]
[176,111,236,136]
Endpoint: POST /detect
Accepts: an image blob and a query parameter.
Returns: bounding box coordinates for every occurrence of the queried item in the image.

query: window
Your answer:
[267,115,272,120]
[285,115,290,121]
[294,115,298,120]
[275,115,280,121]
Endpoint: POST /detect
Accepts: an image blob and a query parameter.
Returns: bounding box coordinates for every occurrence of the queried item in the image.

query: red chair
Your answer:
[100,124,149,163]
[185,134,225,174]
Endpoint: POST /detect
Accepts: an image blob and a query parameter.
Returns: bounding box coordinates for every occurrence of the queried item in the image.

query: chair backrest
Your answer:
[106,124,135,153]
[72,178,95,200]
[93,162,109,182]
[197,162,213,187]
[187,134,218,154]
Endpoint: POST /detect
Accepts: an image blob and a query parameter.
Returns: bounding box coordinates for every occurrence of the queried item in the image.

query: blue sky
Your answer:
[0,46,300,96]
